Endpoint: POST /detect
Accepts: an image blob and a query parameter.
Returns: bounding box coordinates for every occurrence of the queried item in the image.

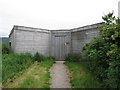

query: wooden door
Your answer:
[51,31,71,60]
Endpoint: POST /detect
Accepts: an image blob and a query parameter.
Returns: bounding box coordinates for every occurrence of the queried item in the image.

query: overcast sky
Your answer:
[0,0,120,37]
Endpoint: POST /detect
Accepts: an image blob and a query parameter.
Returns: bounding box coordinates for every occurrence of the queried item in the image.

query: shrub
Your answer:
[82,12,120,88]
[83,38,120,88]
[2,43,10,54]
[65,53,81,62]
[83,37,109,81]
[34,52,48,62]
[106,48,120,88]
[47,56,55,61]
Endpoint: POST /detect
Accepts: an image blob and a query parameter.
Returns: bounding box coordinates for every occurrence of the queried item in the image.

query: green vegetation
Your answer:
[83,12,120,88]
[2,53,34,83]
[34,52,47,62]
[2,52,55,88]
[65,61,102,88]
[2,43,10,54]
[65,53,81,62]
[33,52,55,62]
[65,12,120,88]
[4,60,54,88]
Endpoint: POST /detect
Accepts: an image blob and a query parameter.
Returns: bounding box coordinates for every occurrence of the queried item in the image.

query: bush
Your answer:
[34,52,47,62]
[83,37,109,81]
[82,13,120,88]
[83,38,120,88]
[65,53,81,62]
[106,48,120,88]
[2,43,10,54]
[2,53,33,83]
[34,52,55,62]
[47,56,55,61]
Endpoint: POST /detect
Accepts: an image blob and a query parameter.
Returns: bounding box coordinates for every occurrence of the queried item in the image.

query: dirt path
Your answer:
[50,61,71,88]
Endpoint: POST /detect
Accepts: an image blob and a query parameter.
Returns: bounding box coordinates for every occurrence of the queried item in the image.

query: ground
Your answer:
[3,61,53,88]
[3,61,102,88]
[50,61,71,88]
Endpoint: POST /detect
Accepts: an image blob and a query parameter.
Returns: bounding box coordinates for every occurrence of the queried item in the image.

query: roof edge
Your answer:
[9,22,104,37]
[9,25,17,37]
[9,25,50,37]
[71,22,104,32]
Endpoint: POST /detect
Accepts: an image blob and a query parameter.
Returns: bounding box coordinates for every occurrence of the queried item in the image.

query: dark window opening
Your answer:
[9,42,11,46]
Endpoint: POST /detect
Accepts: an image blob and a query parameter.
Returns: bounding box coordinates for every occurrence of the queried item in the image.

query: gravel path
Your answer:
[50,61,71,88]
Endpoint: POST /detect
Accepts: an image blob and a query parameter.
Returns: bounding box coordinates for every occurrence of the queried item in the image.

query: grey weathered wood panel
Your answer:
[51,30,71,60]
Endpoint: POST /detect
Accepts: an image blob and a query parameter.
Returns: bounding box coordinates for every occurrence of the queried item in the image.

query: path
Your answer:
[50,61,71,88]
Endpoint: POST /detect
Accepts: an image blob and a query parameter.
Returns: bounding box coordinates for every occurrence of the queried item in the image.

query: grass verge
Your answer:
[3,60,54,88]
[2,53,33,83]
[65,61,102,88]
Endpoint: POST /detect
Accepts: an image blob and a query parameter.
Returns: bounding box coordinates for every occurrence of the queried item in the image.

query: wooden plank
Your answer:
[51,31,71,60]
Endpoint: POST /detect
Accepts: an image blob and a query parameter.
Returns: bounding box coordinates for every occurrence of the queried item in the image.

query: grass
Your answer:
[2,53,33,83]
[65,61,102,88]
[3,60,54,88]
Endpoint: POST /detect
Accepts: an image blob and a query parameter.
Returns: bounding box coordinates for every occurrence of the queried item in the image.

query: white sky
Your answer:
[0,0,120,37]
